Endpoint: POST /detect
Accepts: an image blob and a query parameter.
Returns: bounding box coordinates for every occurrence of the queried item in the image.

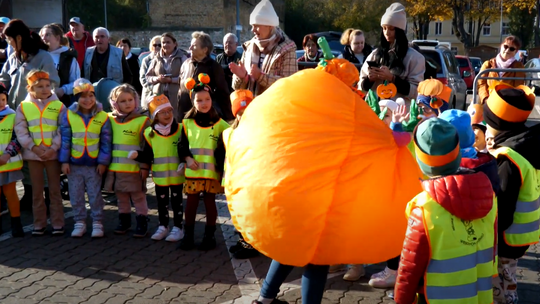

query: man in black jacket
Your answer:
[483,85,540,304]
[215,33,242,93]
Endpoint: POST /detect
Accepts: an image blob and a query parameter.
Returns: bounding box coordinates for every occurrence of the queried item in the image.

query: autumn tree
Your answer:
[67,0,147,30]
[404,0,450,40]
[508,6,535,48]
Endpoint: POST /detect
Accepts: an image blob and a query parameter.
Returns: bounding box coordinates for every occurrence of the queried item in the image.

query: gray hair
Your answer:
[149,35,161,50]
[93,27,110,38]
[192,31,213,55]
[223,33,238,44]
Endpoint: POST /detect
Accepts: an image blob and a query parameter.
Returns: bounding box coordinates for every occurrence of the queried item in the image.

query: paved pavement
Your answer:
[0,181,539,304]
[0,101,540,303]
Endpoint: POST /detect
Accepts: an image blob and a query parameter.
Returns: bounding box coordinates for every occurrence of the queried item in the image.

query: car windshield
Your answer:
[456,57,469,68]
[470,58,482,69]
[420,50,443,74]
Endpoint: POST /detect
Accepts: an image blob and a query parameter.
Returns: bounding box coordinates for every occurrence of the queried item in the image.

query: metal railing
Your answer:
[471,68,540,104]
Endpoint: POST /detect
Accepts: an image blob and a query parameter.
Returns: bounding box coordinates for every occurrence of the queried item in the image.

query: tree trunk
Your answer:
[535,0,540,46]
[452,5,473,49]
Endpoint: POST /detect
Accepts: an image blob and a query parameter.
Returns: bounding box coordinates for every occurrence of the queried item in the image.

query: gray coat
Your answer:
[0,49,60,109]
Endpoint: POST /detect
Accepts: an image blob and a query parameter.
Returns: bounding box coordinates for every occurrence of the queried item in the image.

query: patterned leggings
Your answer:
[493,257,519,304]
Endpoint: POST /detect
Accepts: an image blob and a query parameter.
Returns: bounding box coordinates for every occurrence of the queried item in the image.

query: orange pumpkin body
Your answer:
[225,69,423,266]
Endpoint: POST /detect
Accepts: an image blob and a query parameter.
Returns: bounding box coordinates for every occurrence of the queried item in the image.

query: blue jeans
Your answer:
[260,259,329,304]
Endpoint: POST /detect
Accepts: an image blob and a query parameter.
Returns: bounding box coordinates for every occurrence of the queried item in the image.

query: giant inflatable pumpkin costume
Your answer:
[225,37,423,266]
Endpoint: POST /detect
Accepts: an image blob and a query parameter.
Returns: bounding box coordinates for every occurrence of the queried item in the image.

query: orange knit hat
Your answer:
[231,89,254,117]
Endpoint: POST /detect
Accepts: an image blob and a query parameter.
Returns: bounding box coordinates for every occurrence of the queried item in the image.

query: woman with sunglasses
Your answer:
[478,35,525,104]
[139,36,162,107]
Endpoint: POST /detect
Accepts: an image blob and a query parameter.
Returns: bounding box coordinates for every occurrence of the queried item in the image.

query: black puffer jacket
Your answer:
[340,44,372,65]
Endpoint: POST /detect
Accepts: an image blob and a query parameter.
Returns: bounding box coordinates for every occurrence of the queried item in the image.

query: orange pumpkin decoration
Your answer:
[430,97,444,109]
[377,81,397,99]
[418,78,443,97]
[185,78,196,91]
[198,73,211,84]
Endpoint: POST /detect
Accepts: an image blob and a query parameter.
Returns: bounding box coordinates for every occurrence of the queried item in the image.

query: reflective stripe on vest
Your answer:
[68,110,108,159]
[182,118,230,180]
[0,114,22,172]
[143,125,185,186]
[109,115,148,172]
[20,100,62,147]
[410,191,496,304]
[221,127,232,186]
[493,147,540,246]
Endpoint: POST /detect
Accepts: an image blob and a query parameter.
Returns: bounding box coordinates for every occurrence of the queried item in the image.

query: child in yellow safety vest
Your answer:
[102,84,151,238]
[0,85,24,237]
[177,73,229,251]
[14,70,66,236]
[215,89,259,259]
[127,94,185,242]
[483,84,540,304]
[58,79,112,238]
[394,117,497,304]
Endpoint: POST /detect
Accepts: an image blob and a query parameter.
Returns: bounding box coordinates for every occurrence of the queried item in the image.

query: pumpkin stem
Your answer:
[384,80,388,86]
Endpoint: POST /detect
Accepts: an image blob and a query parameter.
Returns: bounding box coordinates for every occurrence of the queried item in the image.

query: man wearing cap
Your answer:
[229,0,297,97]
[66,17,95,70]
[82,27,132,85]
[483,84,540,303]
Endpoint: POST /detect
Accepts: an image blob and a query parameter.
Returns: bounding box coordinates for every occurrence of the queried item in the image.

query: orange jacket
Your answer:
[477,58,525,104]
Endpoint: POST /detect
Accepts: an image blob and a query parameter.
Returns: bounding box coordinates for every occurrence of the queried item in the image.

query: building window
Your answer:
[483,23,491,36]
[435,22,443,35]
[502,22,510,35]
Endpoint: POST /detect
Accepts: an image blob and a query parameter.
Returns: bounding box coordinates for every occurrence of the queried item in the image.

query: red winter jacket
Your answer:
[65,31,95,69]
[394,172,496,304]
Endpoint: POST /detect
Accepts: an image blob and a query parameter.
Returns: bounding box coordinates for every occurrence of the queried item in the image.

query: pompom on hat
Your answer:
[414,118,461,177]
[250,0,279,26]
[483,84,535,131]
[147,94,172,119]
[73,78,94,96]
[381,2,407,31]
[231,89,254,117]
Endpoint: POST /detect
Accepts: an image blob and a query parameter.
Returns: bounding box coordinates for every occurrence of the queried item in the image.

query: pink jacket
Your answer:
[14,93,66,161]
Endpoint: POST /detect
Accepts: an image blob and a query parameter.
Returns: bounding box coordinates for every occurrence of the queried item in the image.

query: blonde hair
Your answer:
[108,83,140,112]
[340,28,364,45]
[25,69,51,91]
[149,35,161,51]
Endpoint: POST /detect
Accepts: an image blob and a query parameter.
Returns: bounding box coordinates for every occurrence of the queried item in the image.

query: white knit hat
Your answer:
[379,98,405,112]
[250,0,279,27]
[380,2,407,31]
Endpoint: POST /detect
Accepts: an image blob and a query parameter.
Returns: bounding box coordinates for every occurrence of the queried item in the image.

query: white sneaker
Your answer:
[151,225,169,240]
[91,222,104,238]
[343,264,365,281]
[71,221,87,238]
[165,226,184,242]
[368,267,397,288]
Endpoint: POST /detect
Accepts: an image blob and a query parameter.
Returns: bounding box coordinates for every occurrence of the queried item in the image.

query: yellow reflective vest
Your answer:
[0,114,22,172]
[109,115,148,173]
[67,111,108,159]
[407,192,497,304]
[182,118,230,180]
[143,125,185,186]
[221,127,233,186]
[492,147,540,247]
[20,100,63,147]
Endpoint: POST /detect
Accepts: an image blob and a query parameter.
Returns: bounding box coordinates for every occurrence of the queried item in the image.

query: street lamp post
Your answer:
[236,0,240,41]
[104,0,108,28]
[499,0,503,44]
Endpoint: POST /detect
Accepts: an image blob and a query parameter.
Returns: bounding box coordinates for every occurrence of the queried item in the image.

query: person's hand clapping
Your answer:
[229,61,248,79]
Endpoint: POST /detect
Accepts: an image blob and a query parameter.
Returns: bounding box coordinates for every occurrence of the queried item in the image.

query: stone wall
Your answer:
[109,28,253,49]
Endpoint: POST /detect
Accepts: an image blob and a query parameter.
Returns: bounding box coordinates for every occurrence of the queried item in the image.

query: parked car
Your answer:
[295,50,340,60]
[412,40,468,110]
[213,44,244,57]
[455,55,475,91]
[308,31,343,52]
[131,47,149,57]
[524,58,540,95]
[469,56,482,75]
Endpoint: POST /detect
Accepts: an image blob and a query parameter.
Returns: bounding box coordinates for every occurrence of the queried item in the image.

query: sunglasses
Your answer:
[503,44,516,52]
[153,44,161,48]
